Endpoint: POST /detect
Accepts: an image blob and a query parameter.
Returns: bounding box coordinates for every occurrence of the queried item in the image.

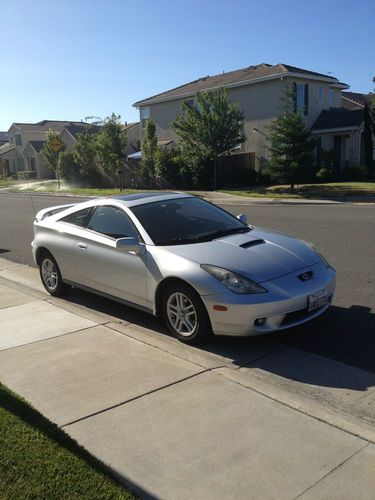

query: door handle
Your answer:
[78,242,87,249]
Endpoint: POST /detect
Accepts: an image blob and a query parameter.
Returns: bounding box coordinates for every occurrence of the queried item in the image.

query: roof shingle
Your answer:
[312,108,364,131]
[134,63,340,107]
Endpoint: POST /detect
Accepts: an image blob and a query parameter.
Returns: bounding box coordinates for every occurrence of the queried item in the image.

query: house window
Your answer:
[329,90,335,107]
[9,136,13,144]
[140,107,150,129]
[15,134,22,146]
[184,99,195,107]
[294,83,309,115]
[318,86,323,101]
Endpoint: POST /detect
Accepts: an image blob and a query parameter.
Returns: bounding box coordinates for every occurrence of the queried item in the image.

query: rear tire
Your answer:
[162,282,212,344]
[39,252,70,297]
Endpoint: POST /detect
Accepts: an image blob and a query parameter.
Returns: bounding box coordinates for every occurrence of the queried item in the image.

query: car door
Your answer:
[73,204,148,308]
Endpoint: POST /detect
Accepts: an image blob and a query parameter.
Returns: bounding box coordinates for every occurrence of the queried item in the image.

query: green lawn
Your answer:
[221,182,375,200]
[0,383,135,499]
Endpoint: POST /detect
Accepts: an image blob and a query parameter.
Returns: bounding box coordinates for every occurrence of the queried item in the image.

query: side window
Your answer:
[60,207,92,227]
[87,206,139,239]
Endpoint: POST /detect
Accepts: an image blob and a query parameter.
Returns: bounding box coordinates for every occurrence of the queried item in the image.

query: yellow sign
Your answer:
[49,137,63,152]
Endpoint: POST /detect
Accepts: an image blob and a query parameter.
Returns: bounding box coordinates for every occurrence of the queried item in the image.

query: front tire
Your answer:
[162,283,212,344]
[39,252,70,297]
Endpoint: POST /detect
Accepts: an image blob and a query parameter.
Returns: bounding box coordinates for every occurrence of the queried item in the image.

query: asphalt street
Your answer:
[1,192,374,374]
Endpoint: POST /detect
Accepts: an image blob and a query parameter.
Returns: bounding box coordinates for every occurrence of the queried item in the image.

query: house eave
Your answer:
[133,71,339,108]
[312,125,362,134]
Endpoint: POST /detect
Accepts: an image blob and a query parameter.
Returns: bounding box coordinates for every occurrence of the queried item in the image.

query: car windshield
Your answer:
[131,197,250,245]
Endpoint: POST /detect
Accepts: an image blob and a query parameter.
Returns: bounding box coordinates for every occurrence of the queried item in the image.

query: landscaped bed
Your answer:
[0,383,134,499]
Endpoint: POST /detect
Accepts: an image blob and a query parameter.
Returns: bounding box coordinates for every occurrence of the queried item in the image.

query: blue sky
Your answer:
[1,0,374,130]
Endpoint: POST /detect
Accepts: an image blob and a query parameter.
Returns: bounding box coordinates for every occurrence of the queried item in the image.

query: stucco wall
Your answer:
[139,76,343,171]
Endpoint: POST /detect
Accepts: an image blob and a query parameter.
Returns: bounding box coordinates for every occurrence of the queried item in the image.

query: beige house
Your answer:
[133,63,370,171]
[2,120,86,178]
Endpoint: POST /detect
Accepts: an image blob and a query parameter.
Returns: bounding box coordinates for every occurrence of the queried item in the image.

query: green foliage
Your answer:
[141,119,158,183]
[0,383,133,499]
[41,130,66,175]
[363,103,374,179]
[155,147,192,188]
[173,87,246,187]
[266,89,316,188]
[58,152,80,183]
[16,170,37,180]
[94,113,127,181]
[340,165,367,181]
[73,128,98,177]
[316,167,333,182]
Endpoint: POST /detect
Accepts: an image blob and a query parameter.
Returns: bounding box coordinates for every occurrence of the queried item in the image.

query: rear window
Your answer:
[60,207,92,227]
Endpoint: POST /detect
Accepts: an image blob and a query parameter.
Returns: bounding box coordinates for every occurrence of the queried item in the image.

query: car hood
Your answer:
[165,229,320,283]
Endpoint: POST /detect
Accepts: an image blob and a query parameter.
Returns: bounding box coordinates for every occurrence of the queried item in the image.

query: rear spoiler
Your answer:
[35,203,77,222]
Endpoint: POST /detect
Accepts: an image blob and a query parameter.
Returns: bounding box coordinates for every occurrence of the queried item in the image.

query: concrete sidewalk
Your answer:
[0,256,374,499]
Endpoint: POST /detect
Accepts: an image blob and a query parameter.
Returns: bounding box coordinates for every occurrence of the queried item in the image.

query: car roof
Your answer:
[112,191,193,207]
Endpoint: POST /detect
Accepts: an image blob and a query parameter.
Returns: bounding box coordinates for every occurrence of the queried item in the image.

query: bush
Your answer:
[17,171,36,180]
[340,165,367,181]
[59,152,107,187]
[155,148,192,188]
[316,168,334,182]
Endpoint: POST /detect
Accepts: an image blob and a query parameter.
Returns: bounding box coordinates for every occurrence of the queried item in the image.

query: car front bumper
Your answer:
[201,262,336,336]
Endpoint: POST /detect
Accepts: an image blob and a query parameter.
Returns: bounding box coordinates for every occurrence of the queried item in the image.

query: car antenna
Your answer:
[26,171,37,216]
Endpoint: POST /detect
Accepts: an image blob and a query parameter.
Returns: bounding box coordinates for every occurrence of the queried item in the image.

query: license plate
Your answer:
[308,290,328,312]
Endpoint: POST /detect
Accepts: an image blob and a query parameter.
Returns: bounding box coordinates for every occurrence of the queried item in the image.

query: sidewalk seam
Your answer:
[293,443,370,499]
[0,324,98,353]
[61,368,211,428]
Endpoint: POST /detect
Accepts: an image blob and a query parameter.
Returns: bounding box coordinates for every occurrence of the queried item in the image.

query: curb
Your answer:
[2,189,373,206]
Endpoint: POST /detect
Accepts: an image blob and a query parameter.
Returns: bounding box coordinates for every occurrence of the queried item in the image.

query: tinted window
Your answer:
[131,197,249,245]
[87,206,139,239]
[60,207,92,227]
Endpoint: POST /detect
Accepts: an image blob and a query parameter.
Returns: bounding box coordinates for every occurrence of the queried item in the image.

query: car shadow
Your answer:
[63,288,375,391]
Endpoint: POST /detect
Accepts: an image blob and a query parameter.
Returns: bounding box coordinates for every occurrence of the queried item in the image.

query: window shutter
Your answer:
[304,84,309,115]
[292,82,297,113]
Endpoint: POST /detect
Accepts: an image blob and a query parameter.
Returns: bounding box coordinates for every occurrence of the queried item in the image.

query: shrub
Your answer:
[340,165,367,181]
[155,148,192,188]
[316,168,333,182]
[16,171,36,180]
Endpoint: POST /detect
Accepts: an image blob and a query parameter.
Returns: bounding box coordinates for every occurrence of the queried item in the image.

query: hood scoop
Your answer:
[240,239,265,249]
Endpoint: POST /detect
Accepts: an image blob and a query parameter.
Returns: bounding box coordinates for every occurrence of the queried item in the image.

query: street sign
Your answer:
[49,137,63,152]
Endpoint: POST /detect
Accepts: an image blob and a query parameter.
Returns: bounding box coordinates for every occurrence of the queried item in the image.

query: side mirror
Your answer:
[116,237,142,255]
[237,214,248,225]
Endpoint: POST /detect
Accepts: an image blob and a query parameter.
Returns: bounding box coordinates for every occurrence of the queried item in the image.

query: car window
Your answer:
[86,205,139,239]
[131,197,248,245]
[60,207,93,227]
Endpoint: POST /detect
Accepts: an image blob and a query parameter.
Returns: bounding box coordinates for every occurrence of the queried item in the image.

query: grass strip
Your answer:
[0,383,135,499]
[221,182,375,200]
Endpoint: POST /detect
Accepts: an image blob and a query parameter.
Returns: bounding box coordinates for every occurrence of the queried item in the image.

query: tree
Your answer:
[173,87,246,189]
[58,152,80,184]
[73,128,97,177]
[41,130,66,189]
[363,103,374,179]
[141,119,158,184]
[266,89,316,190]
[93,113,127,183]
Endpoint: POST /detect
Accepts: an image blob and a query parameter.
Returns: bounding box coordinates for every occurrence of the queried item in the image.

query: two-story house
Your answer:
[134,63,368,172]
[4,120,87,178]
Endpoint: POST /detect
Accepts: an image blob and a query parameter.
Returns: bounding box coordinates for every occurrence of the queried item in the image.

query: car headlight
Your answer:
[302,241,331,269]
[201,264,268,294]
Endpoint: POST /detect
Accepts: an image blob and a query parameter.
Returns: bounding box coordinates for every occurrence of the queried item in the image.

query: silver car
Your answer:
[32,192,336,344]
